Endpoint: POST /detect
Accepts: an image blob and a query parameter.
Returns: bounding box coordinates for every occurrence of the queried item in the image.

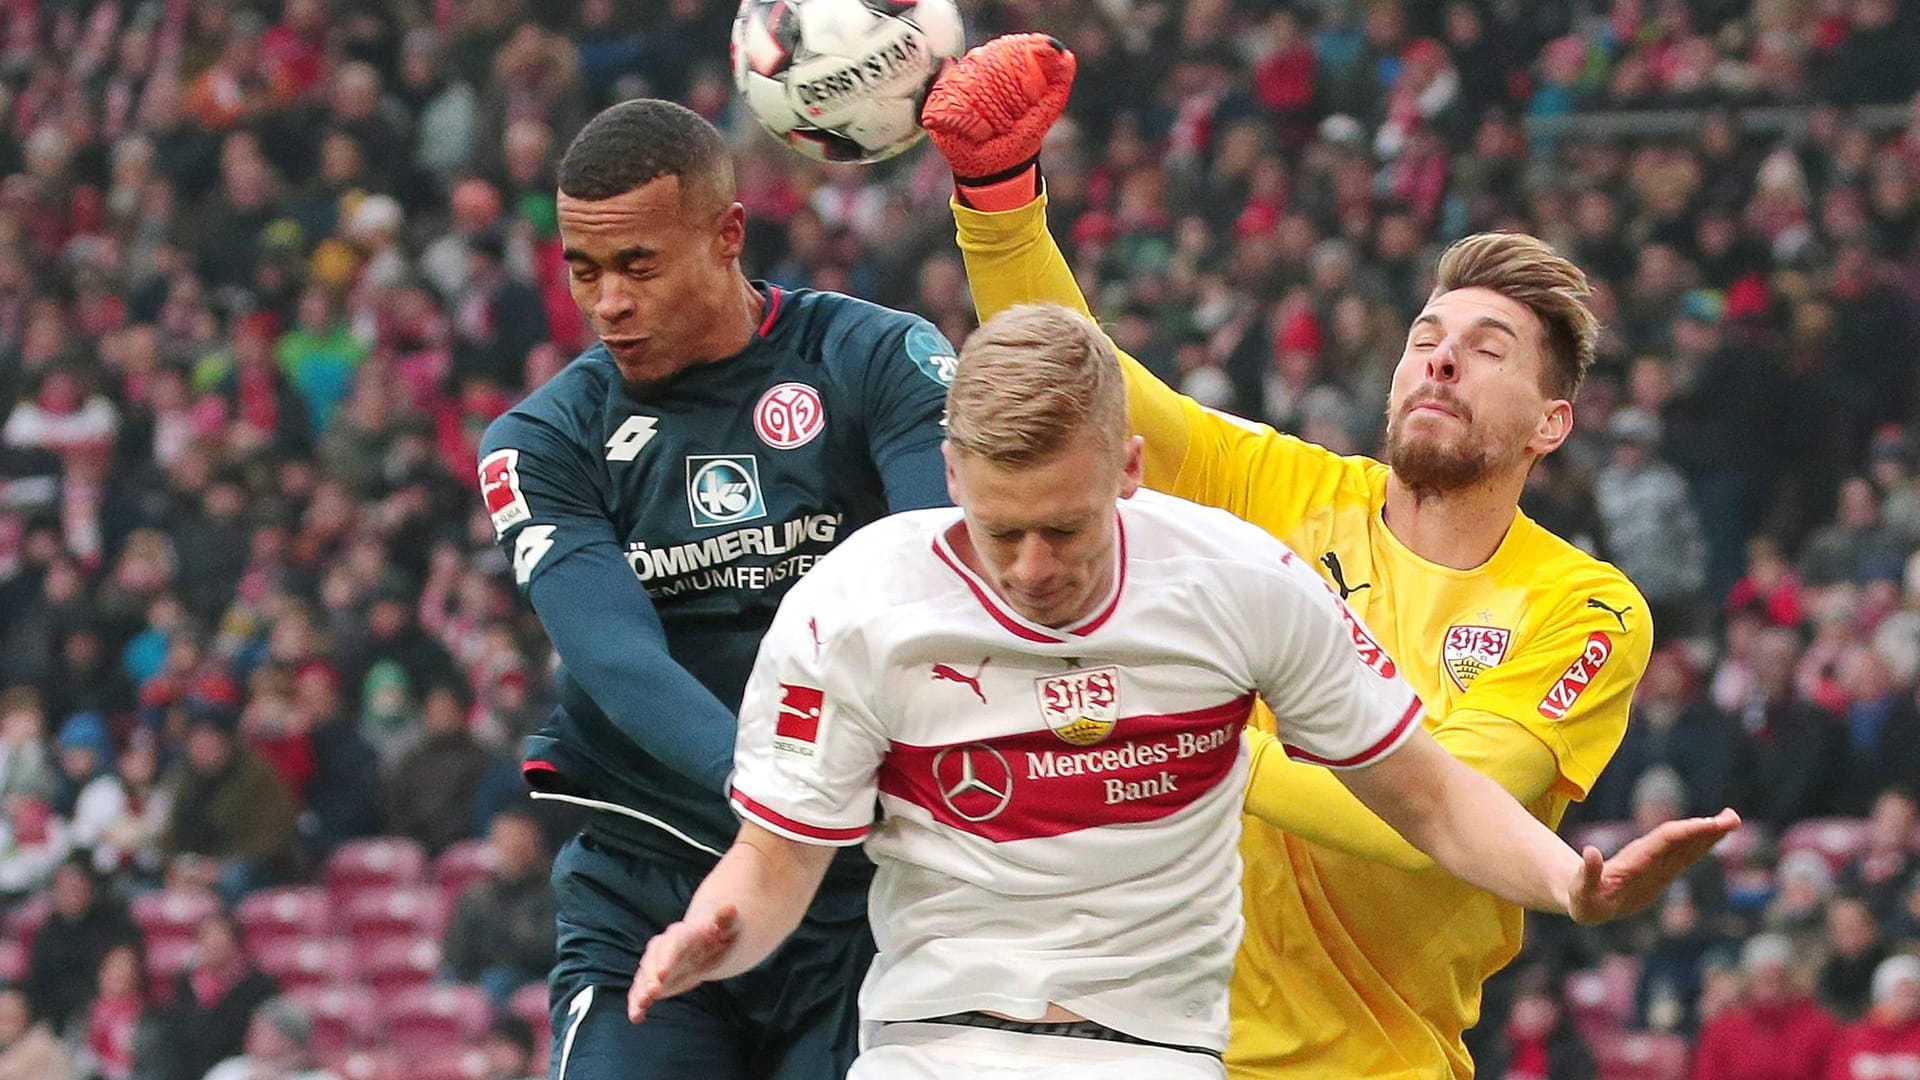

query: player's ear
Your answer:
[715,202,747,261]
[1117,435,1144,498]
[942,440,963,504]
[1530,399,1573,457]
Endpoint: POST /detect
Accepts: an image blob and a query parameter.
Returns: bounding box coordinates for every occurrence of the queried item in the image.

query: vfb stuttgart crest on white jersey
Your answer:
[1036,666,1121,747]
[1443,625,1511,691]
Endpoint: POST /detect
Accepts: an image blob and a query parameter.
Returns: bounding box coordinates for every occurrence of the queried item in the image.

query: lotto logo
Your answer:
[605,415,658,461]
[753,383,825,449]
[686,455,767,528]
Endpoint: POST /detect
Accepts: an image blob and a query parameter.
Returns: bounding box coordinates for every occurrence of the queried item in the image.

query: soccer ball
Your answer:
[731,0,965,164]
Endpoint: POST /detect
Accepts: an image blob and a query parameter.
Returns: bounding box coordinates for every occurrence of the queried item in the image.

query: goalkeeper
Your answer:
[923,37,1653,1079]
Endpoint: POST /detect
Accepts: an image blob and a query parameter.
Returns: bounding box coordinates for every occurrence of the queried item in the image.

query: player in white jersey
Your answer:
[730,483,1415,1067]
[626,304,1738,1078]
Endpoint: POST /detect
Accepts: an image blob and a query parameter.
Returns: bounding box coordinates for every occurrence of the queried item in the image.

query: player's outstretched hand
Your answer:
[922,33,1076,181]
[1566,808,1741,925]
[627,904,741,1023]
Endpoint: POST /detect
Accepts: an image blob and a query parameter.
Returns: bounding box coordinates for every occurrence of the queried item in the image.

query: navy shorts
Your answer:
[546,830,874,1080]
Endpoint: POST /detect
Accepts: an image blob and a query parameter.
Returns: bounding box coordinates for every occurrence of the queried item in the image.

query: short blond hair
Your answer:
[1433,232,1598,400]
[945,304,1127,466]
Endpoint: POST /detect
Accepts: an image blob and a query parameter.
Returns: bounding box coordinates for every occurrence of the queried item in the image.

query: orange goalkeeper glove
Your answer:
[921,33,1076,212]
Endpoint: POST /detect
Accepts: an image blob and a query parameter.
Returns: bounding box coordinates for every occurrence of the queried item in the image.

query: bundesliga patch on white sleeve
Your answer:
[479,448,531,537]
[773,682,825,759]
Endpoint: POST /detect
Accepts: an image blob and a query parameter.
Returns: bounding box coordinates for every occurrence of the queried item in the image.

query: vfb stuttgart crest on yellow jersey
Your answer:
[1443,625,1511,691]
[1036,666,1120,746]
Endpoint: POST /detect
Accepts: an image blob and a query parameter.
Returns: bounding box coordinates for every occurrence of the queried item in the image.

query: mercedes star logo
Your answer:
[931,743,1014,823]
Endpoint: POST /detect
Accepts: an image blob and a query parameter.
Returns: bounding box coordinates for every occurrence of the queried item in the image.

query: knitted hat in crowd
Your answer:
[1775,849,1835,895]
[1678,288,1725,326]
[1276,310,1323,358]
[1872,954,1920,1007]
[1724,275,1771,322]
[1740,933,1796,974]
[1608,408,1662,446]
[254,996,314,1049]
[183,671,243,736]
[56,711,111,759]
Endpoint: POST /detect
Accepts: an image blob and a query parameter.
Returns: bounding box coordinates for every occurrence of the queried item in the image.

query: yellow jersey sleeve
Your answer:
[1244,707,1562,873]
[1455,575,1650,799]
[951,195,1360,538]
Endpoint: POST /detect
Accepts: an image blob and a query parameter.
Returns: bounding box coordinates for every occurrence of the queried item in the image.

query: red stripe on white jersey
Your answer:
[730,789,869,845]
[931,538,1056,643]
[876,693,1252,843]
[1283,696,1424,768]
[1066,515,1127,636]
[929,515,1128,644]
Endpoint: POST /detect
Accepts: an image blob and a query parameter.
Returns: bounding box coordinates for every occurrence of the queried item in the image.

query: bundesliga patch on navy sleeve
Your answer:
[904,322,957,387]
[479,448,531,537]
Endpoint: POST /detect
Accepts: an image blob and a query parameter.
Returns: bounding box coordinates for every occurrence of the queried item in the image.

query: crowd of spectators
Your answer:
[0,0,1916,1076]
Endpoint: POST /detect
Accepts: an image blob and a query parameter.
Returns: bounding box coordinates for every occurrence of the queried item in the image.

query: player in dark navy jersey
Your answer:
[477,99,954,1080]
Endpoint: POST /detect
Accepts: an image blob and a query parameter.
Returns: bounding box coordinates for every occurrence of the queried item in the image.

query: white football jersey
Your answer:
[729,490,1422,1052]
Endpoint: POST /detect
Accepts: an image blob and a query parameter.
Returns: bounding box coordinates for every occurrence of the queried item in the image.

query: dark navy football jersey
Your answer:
[479,284,954,866]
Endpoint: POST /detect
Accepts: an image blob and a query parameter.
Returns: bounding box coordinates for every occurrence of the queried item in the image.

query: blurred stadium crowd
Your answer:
[0,0,1916,1077]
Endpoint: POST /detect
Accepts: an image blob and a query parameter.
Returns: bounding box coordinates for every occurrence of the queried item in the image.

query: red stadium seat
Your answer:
[432,840,497,905]
[0,938,24,982]
[130,888,220,949]
[509,981,547,1023]
[1566,971,1623,1041]
[342,886,446,945]
[1780,817,1870,872]
[358,936,442,1000]
[329,1049,402,1080]
[254,935,354,993]
[1592,1030,1689,1080]
[1570,821,1637,858]
[145,936,197,1002]
[326,837,428,905]
[401,1052,492,1080]
[1566,954,1641,1041]
[288,985,380,1058]
[509,981,552,1073]
[385,984,495,1057]
[237,886,332,948]
[3,894,50,953]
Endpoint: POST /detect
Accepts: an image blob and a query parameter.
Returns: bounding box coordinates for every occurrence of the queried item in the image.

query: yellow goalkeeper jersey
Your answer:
[953,195,1649,1079]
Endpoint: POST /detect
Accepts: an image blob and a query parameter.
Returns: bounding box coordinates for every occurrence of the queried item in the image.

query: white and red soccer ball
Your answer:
[731,0,965,164]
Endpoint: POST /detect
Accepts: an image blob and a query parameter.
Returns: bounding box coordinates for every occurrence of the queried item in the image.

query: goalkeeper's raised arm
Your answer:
[921,34,1318,508]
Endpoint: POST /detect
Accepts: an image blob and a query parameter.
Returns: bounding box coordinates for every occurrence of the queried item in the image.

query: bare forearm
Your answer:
[1340,731,1581,914]
[685,827,829,981]
[1408,760,1582,911]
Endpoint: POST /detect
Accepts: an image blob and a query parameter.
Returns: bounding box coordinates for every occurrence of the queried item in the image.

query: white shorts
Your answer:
[850,1021,1227,1080]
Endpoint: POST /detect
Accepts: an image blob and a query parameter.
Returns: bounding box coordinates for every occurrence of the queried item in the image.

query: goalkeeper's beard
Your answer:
[1383,393,1499,498]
